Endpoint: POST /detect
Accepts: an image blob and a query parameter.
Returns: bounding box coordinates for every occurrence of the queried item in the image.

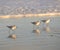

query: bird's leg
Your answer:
[33,25,35,29]
[33,25,34,29]
[46,23,49,27]
[43,23,45,28]
[12,30,15,33]
[14,30,15,33]
[37,26,39,29]
[8,29,10,35]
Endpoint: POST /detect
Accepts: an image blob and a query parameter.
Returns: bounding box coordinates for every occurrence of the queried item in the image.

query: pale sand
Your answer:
[0,13,60,19]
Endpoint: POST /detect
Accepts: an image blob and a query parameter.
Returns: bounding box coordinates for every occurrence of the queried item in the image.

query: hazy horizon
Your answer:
[0,0,60,15]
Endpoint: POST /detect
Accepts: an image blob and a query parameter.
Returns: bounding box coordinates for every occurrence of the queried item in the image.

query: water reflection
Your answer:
[42,26,50,32]
[32,29,40,35]
[8,33,16,40]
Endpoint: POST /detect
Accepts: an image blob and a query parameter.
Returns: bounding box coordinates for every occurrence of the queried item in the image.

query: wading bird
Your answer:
[7,25,16,33]
[41,19,50,26]
[31,21,40,28]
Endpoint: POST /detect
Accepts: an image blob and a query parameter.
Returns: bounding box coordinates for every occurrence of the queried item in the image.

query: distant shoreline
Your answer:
[0,13,60,18]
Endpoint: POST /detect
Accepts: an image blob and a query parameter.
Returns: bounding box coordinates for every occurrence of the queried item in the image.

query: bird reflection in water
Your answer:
[8,33,16,40]
[32,29,40,35]
[42,26,50,32]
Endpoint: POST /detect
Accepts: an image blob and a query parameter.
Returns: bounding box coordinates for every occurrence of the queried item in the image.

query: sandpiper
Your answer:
[31,21,40,28]
[41,19,50,26]
[31,21,40,26]
[6,25,17,33]
[7,25,16,30]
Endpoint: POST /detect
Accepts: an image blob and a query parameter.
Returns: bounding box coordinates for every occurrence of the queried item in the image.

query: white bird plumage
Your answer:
[7,25,16,30]
[31,21,40,28]
[6,25,17,33]
[41,19,50,25]
[31,21,40,26]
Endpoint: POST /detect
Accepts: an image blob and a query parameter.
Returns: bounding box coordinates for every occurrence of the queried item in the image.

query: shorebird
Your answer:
[31,21,40,26]
[31,21,41,28]
[6,25,17,33]
[41,19,50,26]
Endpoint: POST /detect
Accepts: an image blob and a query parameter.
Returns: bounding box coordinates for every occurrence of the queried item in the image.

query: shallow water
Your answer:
[0,16,60,50]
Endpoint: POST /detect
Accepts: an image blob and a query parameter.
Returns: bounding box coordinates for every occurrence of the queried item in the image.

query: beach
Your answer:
[0,13,60,18]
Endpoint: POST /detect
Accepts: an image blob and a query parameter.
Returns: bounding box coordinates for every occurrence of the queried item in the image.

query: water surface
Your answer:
[0,16,60,50]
